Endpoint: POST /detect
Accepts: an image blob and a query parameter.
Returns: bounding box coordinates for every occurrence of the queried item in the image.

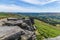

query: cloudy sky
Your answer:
[0,0,60,12]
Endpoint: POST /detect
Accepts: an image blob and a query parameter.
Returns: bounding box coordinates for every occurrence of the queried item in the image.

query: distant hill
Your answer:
[17,13,60,17]
[18,13,60,26]
[0,13,21,19]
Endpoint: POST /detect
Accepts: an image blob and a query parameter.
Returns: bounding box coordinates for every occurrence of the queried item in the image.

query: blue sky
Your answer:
[0,0,60,12]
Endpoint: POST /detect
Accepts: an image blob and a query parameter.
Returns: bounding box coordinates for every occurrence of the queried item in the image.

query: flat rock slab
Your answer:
[4,20,23,24]
[44,36,60,40]
[0,26,21,40]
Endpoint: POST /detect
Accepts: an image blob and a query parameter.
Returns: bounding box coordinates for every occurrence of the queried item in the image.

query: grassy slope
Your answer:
[34,19,60,40]
[0,13,21,19]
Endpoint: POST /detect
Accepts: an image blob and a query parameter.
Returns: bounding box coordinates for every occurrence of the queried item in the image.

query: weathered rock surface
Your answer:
[44,36,60,40]
[0,18,36,40]
[0,26,21,40]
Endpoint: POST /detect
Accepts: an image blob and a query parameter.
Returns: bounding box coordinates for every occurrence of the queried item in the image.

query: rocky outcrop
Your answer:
[0,17,36,40]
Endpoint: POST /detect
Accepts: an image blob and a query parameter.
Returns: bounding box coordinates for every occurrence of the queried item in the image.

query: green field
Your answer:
[0,13,21,19]
[34,19,60,40]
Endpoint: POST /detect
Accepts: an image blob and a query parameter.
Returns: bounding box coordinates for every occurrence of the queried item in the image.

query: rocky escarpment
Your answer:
[0,17,36,40]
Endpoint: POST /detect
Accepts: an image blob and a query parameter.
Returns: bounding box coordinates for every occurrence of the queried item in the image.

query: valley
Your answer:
[0,13,60,40]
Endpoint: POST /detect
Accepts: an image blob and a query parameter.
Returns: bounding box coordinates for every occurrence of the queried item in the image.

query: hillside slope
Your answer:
[0,13,21,19]
[34,19,60,40]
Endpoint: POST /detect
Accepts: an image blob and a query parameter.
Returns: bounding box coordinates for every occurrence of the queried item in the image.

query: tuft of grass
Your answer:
[34,19,60,40]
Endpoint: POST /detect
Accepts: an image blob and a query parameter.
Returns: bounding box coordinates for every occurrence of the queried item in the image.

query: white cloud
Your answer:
[0,4,41,12]
[21,0,57,5]
[56,0,60,3]
[0,4,60,12]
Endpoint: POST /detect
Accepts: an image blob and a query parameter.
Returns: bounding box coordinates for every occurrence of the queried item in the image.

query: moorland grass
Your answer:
[34,19,60,40]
